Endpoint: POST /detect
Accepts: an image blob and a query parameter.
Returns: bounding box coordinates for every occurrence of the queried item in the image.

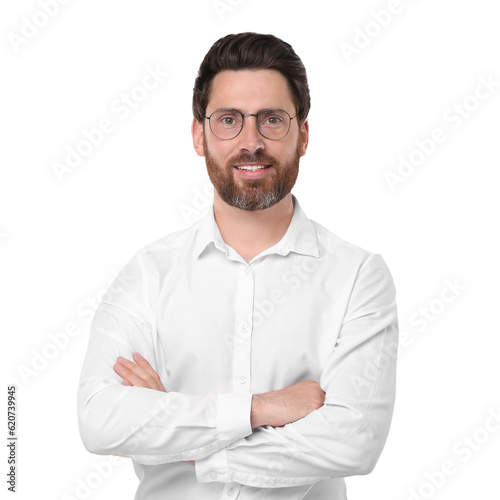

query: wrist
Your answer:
[250,393,268,429]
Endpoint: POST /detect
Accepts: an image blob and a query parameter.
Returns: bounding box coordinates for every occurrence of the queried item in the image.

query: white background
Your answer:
[1,0,499,498]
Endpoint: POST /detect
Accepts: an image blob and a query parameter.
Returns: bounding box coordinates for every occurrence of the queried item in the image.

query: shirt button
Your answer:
[209,470,217,479]
[245,267,250,275]
[241,322,248,329]
[227,488,234,496]
[239,377,247,384]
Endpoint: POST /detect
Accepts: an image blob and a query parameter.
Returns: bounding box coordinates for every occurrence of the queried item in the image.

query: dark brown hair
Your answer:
[192,32,310,124]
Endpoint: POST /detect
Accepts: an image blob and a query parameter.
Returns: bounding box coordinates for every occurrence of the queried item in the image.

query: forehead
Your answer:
[207,69,295,113]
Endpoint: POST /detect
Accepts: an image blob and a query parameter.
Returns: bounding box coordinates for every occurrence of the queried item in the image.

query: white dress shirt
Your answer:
[77,193,399,500]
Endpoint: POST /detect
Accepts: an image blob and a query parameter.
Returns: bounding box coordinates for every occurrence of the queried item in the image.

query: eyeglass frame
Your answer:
[204,108,298,141]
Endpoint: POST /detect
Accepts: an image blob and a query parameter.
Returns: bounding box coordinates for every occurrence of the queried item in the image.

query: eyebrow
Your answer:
[212,107,287,114]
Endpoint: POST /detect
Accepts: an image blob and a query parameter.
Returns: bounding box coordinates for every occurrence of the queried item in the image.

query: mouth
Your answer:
[233,164,272,171]
[233,164,273,179]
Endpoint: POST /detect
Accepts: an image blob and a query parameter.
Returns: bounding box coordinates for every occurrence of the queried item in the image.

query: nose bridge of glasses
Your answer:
[239,113,263,140]
[241,112,259,130]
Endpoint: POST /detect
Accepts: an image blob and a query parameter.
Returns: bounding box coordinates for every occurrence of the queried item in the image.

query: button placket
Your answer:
[232,265,254,393]
[221,483,241,499]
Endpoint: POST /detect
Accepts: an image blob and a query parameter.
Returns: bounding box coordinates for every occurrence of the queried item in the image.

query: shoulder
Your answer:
[131,218,203,268]
[310,219,375,267]
[100,220,202,321]
[308,217,395,285]
[108,218,203,293]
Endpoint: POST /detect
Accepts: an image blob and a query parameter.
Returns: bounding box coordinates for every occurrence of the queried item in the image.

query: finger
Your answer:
[122,380,131,386]
[116,355,165,392]
[113,360,149,388]
[132,353,165,392]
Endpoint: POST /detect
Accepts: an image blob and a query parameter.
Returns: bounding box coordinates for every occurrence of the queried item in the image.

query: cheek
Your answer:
[205,134,224,155]
[274,142,297,162]
[215,144,239,165]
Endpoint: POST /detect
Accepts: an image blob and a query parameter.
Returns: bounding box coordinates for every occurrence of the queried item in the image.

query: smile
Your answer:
[234,165,271,171]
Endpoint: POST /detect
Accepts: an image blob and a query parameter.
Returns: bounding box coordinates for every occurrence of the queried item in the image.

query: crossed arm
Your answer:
[113,353,327,465]
[79,253,397,486]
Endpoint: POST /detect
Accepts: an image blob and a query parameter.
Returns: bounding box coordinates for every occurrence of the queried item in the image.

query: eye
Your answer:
[214,110,241,127]
[260,111,286,127]
[221,116,237,125]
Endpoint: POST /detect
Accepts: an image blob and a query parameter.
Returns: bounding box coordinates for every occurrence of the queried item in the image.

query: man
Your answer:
[77,32,399,499]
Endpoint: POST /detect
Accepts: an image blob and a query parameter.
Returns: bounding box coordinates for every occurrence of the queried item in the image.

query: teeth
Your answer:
[236,165,268,171]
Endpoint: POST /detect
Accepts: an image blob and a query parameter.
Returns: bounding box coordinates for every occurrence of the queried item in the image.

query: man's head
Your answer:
[191,33,310,211]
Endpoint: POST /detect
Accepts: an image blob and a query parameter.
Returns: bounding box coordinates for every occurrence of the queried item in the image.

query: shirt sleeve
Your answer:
[77,251,253,465]
[195,253,399,487]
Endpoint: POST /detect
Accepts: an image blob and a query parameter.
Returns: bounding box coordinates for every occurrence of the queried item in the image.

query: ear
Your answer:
[192,118,205,157]
[298,119,309,157]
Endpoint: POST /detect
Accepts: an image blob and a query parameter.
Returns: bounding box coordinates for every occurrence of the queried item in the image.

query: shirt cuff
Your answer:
[195,392,253,483]
[216,392,253,445]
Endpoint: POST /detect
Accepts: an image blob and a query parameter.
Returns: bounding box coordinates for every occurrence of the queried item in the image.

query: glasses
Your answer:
[205,108,297,140]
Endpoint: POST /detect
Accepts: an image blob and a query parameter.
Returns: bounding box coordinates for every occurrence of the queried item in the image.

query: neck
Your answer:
[213,191,295,263]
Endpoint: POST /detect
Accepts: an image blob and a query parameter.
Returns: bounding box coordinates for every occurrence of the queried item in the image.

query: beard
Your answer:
[203,133,301,212]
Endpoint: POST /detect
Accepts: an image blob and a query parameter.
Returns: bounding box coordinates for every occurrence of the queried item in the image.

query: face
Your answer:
[192,69,309,211]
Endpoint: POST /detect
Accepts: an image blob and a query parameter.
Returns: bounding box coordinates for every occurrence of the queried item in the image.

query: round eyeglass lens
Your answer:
[257,109,290,140]
[210,110,243,139]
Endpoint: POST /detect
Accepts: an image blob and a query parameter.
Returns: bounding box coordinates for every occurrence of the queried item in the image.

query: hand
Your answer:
[251,379,325,429]
[114,353,166,392]
[113,353,194,466]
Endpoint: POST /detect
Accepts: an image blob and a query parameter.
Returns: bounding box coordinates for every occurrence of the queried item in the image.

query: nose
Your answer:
[236,115,265,153]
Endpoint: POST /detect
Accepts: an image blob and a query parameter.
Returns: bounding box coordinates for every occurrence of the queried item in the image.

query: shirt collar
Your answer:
[194,193,319,259]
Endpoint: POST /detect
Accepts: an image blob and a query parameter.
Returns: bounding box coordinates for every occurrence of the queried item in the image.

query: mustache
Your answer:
[227,152,278,166]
